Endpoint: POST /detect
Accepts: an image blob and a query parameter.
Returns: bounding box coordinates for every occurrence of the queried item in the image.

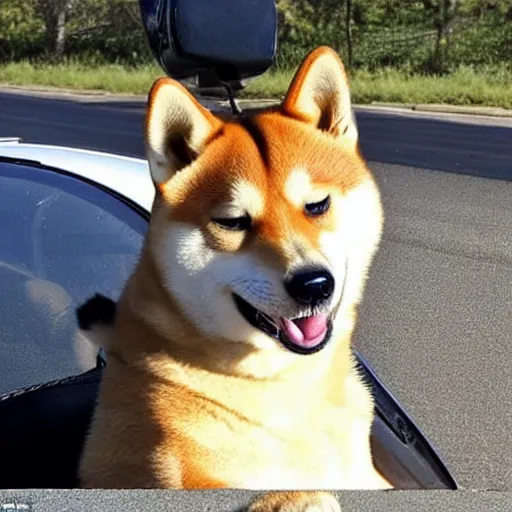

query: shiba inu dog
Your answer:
[78,46,391,511]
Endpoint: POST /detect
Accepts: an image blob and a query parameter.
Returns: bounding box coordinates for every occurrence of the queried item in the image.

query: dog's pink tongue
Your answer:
[281,314,328,347]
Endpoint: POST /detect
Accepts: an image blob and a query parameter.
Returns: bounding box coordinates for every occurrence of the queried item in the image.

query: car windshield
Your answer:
[0,0,511,507]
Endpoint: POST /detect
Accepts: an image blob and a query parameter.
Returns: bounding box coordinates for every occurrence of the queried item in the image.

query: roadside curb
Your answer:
[0,83,148,102]
[229,99,512,118]
[212,98,512,119]
[367,102,512,118]
[1,84,511,118]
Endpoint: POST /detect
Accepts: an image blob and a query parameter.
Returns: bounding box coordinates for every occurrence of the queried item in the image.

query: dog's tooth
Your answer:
[256,310,273,325]
[256,310,279,337]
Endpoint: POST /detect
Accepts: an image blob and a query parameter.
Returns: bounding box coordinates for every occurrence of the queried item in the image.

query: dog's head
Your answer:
[144,47,383,359]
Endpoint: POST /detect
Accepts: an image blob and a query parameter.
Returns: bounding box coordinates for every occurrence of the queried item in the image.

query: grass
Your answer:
[1,60,511,109]
[0,60,160,94]
[244,65,512,109]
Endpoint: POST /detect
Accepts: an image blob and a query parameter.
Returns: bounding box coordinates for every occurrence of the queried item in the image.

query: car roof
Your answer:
[0,139,155,211]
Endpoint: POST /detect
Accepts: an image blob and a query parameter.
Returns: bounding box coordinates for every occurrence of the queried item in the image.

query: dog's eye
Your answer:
[212,215,252,231]
[305,196,330,217]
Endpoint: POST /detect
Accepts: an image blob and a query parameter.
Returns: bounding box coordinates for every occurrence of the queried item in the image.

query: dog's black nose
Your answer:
[284,268,335,306]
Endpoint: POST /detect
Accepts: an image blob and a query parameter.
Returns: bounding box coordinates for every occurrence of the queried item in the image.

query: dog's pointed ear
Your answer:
[281,46,357,145]
[145,77,222,185]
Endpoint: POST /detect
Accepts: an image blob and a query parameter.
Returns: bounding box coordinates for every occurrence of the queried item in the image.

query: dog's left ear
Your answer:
[282,46,357,146]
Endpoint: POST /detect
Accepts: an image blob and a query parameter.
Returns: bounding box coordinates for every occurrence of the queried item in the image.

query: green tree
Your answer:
[33,0,77,58]
[0,1,44,60]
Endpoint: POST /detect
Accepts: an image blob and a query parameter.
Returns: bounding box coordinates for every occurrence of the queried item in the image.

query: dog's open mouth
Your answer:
[233,294,332,355]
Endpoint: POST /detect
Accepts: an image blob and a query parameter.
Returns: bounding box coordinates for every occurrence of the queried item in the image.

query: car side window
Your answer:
[0,162,147,394]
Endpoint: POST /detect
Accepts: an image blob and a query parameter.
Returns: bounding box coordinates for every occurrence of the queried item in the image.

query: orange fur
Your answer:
[79,46,391,511]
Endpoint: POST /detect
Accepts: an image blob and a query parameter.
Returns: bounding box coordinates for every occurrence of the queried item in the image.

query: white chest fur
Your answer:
[175,403,380,491]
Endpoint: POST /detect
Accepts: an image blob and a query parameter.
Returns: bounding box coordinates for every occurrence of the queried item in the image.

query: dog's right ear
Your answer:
[145,78,223,185]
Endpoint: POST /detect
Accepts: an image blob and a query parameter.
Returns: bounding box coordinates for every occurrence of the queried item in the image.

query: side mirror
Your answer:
[138,0,278,91]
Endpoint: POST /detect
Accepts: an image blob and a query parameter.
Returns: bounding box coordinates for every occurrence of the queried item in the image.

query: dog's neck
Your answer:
[108,247,356,400]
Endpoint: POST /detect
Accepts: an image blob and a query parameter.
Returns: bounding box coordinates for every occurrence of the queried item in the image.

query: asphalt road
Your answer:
[1,90,512,492]
[2,489,512,512]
